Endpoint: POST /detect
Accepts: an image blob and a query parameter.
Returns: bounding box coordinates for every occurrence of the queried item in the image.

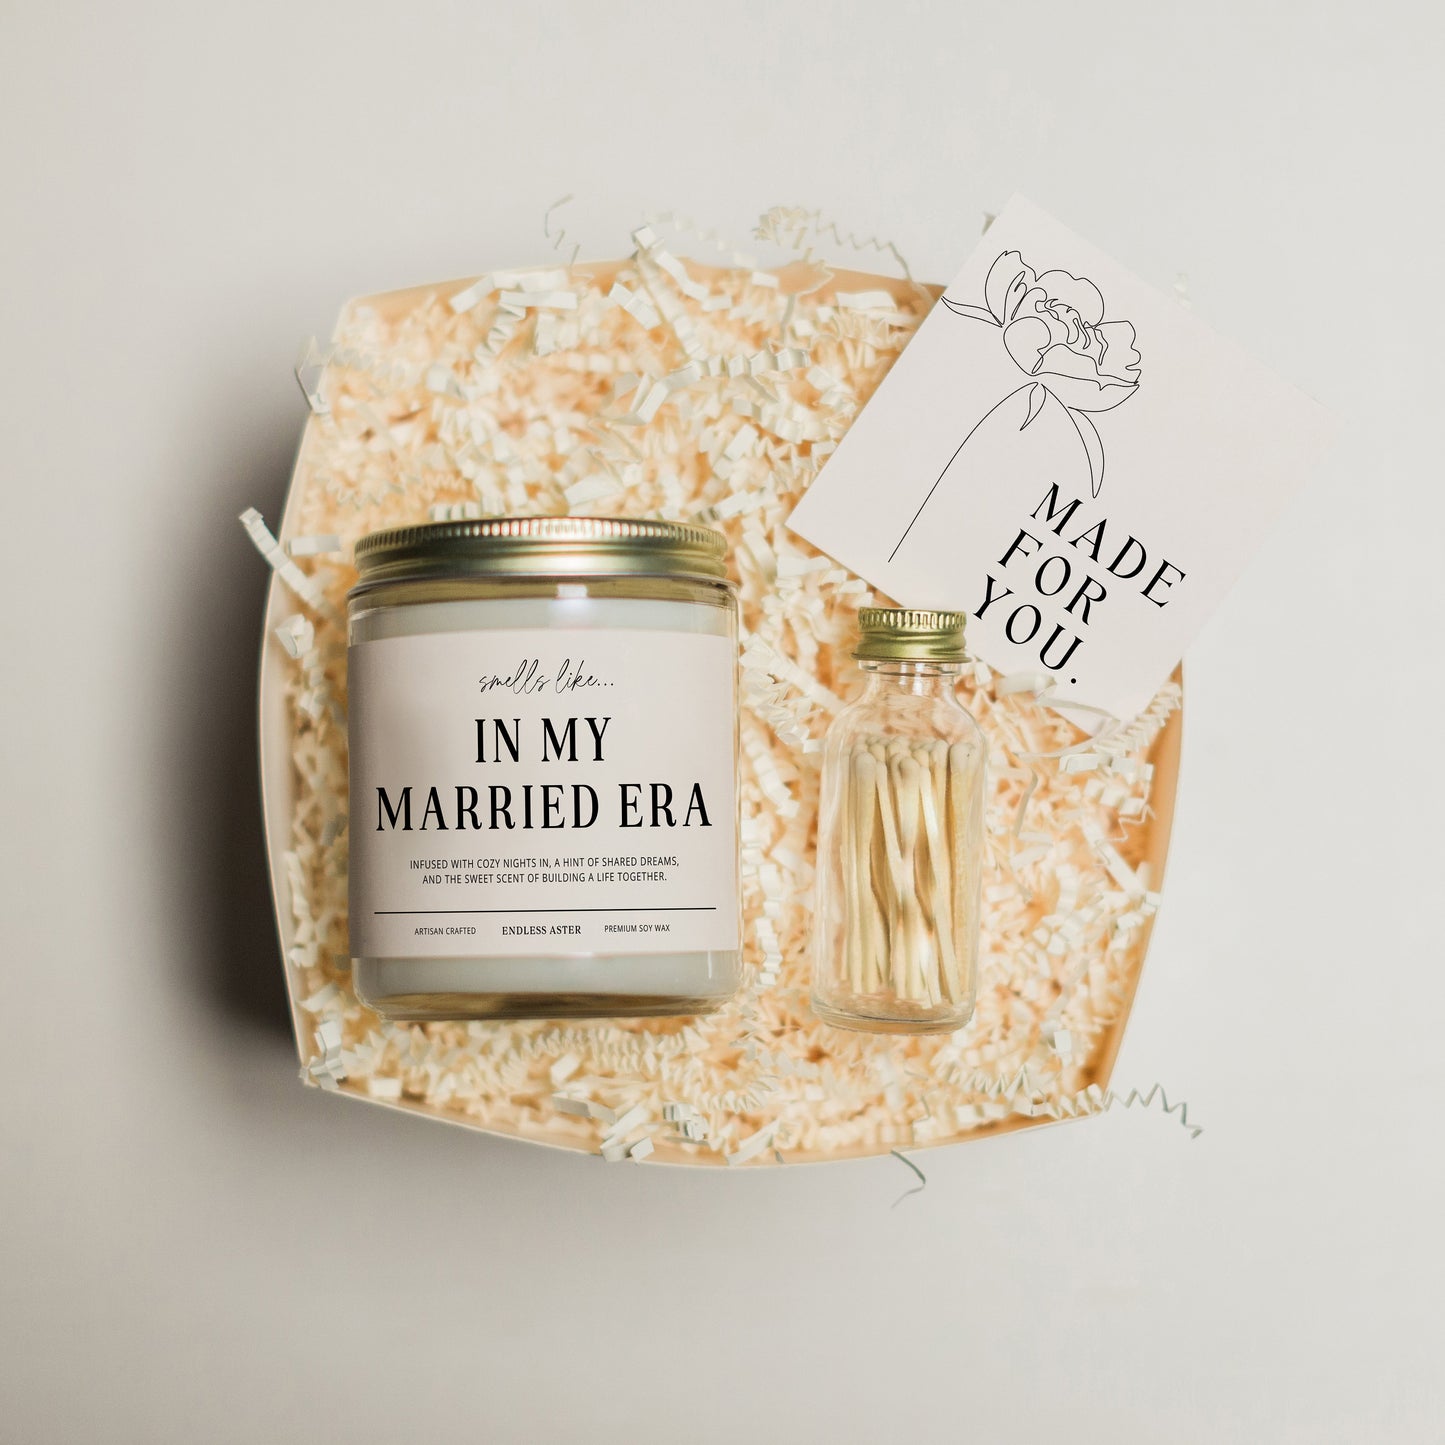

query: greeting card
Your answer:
[787,196,1334,718]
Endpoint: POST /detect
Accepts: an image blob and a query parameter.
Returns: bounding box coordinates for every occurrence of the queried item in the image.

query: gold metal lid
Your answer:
[351,515,731,589]
[853,606,969,663]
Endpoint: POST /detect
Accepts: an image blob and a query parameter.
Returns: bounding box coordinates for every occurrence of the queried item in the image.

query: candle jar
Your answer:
[811,608,985,1034]
[346,516,740,1022]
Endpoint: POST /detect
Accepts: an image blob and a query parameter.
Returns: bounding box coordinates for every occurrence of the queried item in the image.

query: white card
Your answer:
[787,196,1334,720]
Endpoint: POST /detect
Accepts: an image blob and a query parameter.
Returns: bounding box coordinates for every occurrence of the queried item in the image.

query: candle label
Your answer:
[348,626,739,958]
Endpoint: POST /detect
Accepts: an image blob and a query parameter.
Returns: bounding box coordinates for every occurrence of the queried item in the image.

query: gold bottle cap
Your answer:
[853,606,969,663]
[352,515,730,589]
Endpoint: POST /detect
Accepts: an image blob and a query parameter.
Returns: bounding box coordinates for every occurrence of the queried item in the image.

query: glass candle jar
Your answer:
[811,608,985,1034]
[346,516,740,1022]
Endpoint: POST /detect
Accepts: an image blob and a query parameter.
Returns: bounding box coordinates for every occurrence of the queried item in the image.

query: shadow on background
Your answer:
[180,408,300,1042]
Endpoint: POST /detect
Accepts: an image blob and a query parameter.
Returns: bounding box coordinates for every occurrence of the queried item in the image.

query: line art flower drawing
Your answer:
[940,249,1142,496]
[889,251,1142,564]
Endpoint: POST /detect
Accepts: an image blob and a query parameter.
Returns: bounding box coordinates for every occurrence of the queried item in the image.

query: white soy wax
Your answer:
[346,518,741,1022]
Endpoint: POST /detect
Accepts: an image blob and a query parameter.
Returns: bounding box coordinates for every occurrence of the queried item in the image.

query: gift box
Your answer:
[252,223,1184,1165]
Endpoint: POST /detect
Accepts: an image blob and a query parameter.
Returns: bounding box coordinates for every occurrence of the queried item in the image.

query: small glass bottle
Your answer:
[811,608,985,1034]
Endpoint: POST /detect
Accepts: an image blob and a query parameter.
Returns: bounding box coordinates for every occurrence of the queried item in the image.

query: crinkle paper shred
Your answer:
[256,210,1186,1166]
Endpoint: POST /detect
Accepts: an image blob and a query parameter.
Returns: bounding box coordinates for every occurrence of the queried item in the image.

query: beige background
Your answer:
[2,2,1441,1441]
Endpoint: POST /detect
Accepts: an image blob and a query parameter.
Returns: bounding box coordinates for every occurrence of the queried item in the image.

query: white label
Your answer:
[348,627,739,959]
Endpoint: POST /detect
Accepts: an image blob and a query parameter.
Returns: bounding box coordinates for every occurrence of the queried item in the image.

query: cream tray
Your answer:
[255,219,1183,1165]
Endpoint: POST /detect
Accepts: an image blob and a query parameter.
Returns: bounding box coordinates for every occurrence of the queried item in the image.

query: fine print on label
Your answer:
[348,627,739,959]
